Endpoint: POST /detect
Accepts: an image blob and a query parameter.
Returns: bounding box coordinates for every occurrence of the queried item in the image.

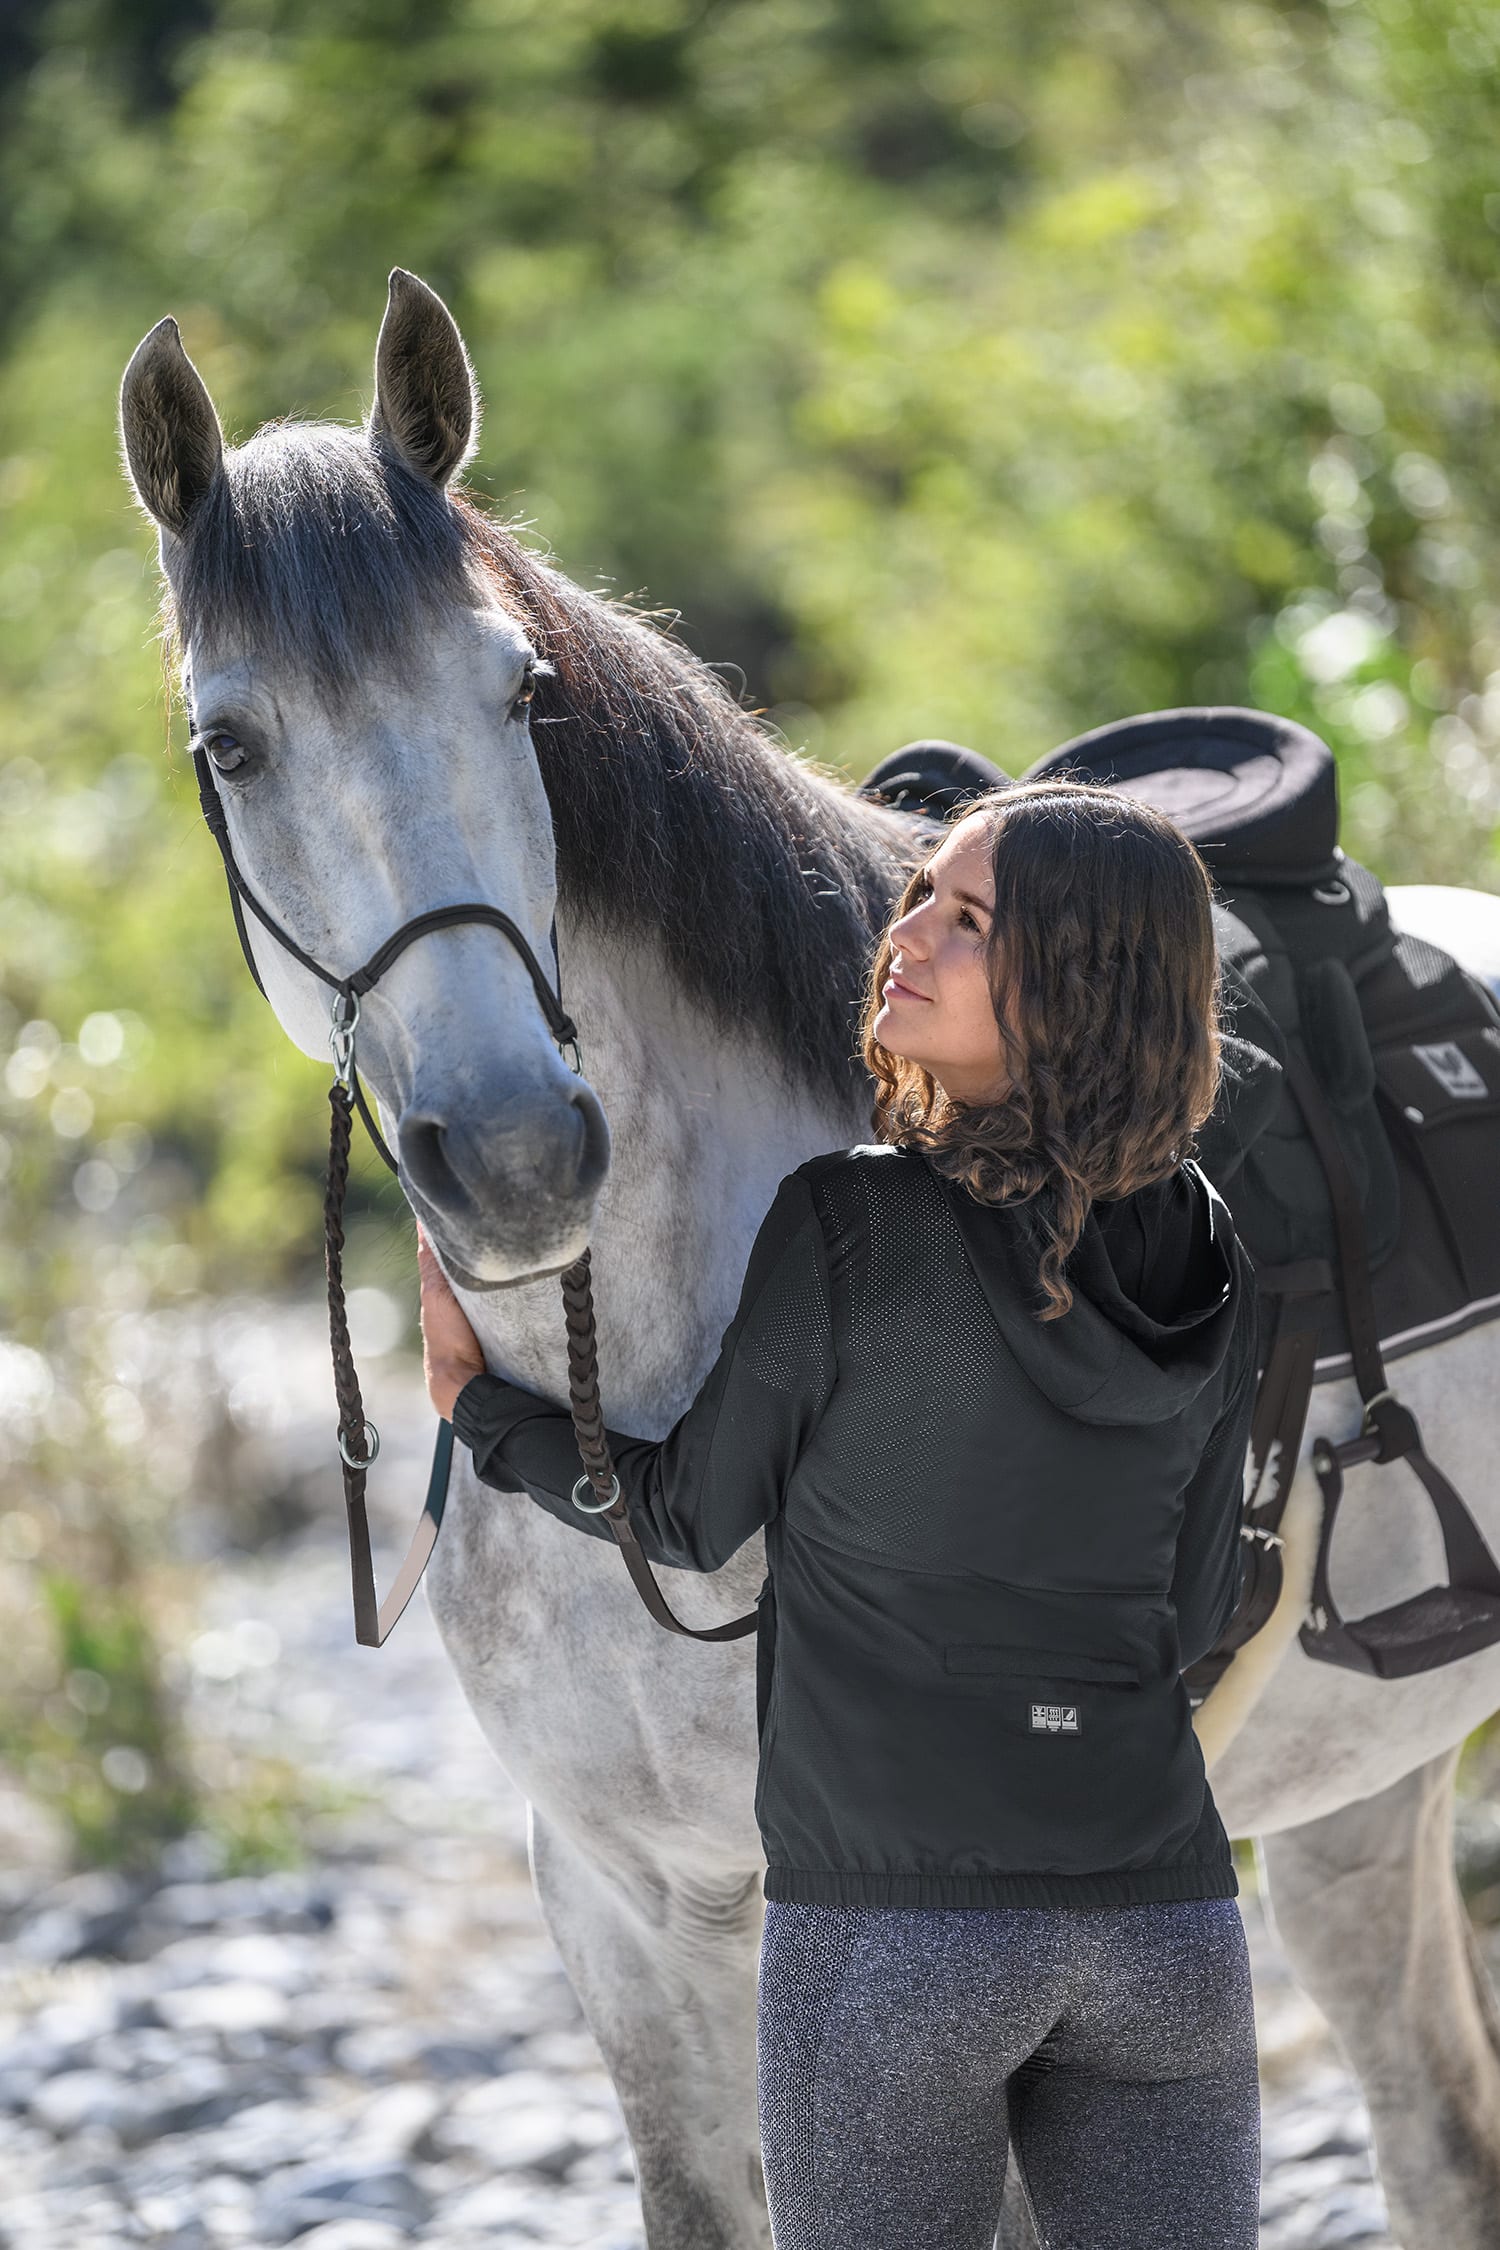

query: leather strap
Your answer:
[557,1247,759,1639]
[195,746,578,1053]
[603,1507,758,1641]
[1279,1049,1404,1446]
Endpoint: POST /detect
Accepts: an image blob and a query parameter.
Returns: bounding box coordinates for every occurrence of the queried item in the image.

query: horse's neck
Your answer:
[458,914,864,1429]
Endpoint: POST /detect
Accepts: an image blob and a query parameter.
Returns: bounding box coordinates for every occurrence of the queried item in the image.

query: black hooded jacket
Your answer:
[452,1142,1261,1909]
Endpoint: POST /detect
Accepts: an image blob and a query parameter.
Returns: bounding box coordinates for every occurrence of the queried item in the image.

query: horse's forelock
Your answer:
[169,421,480,705]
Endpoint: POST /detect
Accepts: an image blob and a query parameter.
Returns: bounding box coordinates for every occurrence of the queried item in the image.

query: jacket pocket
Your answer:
[942,1643,1141,1685]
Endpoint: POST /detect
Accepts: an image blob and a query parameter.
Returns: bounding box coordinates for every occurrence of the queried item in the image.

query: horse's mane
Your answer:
[165,420,914,1109]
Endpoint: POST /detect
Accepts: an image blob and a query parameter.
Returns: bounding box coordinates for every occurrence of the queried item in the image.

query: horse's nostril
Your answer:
[568,1080,611,1199]
[398,1113,454,1203]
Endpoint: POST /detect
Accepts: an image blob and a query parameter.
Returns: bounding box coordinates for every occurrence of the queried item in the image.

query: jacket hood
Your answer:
[932,1156,1249,1427]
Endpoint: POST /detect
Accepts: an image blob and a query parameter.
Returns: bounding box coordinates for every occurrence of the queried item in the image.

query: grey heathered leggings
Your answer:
[756,1896,1260,2250]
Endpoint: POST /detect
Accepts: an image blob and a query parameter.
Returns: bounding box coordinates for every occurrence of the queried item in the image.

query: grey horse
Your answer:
[119,268,1500,2248]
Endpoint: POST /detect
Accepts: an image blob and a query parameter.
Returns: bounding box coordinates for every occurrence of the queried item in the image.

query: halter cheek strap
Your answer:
[192,743,579,1097]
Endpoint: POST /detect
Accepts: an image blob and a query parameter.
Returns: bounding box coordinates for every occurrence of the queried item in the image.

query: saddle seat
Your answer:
[858,714,1500,1685]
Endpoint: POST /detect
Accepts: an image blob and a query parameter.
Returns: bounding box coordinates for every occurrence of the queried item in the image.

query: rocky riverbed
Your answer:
[0,1300,1452,2247]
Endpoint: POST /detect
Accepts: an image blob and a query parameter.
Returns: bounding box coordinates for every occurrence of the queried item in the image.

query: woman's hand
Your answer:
[416,1223,487,1421]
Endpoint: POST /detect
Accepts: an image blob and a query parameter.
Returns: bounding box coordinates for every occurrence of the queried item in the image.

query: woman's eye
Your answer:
[914,870,980,933]
[203,729,247,774]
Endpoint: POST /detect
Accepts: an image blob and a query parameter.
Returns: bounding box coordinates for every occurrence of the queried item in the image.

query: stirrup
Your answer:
[1298,1410,1500,1678]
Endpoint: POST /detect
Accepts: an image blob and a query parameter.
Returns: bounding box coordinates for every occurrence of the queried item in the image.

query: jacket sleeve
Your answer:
[1169,1243,1261,1671]
[449,1168,837,1573]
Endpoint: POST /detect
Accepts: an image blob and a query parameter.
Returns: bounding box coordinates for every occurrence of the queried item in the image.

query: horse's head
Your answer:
[117,270,610,1288]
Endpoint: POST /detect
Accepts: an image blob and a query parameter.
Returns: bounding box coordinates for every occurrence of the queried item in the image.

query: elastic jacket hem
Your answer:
[762,1858,1239,1909]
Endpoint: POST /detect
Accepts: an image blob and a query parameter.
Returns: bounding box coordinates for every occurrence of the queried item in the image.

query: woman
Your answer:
[418,777,1265,2249]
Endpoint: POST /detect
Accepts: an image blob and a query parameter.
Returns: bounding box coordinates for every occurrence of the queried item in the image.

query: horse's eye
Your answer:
[203,729,247,774]
[510,666,537,721]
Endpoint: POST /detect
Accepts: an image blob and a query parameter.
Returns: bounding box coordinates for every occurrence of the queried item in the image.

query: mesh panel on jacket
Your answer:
[803,1156,1074,1573]
[735,1201,835,1399]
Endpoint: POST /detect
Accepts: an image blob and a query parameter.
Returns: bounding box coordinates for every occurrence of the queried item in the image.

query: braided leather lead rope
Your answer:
[560,1250,613,1496]
[325,1076,384,1642]
[325,1081,373,1471]
[559,1250,759,1642]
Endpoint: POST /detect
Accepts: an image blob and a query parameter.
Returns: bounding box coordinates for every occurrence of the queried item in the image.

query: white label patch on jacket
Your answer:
[1030,1703,1080,1733]
[1412,1041,1490,1099]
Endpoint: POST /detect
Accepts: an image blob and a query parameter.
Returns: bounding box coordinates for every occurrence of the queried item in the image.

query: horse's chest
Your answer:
[423,1476,763,1848]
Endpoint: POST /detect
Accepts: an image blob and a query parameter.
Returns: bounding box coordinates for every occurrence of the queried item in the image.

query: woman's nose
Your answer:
[892,907,929,958]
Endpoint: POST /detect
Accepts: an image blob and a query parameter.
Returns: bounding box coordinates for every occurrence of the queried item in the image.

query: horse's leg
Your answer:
[528,1807,771,2250]
[1258,1744,1500,2249]
[993,2164,1041,2249]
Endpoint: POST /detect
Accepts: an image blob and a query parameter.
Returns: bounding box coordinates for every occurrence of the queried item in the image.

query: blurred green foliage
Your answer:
[21,1571,195,1866]
[5,0,1500,1858]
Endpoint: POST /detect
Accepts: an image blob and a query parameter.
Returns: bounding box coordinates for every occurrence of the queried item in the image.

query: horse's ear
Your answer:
[118,316,225,537]
[367,268,481,487]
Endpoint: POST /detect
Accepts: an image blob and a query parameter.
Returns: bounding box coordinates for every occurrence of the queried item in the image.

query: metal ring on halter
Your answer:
[338,1419,381,1469]
[1312,880,1351,906]
[330,989,361,1087]
[560,1034,583,1076]
[572,1470,621,1514]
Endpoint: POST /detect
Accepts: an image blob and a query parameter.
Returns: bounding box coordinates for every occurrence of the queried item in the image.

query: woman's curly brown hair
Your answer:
[861,777,1226,1323]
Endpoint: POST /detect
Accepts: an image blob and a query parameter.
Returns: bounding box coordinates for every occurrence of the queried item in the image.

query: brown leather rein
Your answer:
[192,738,757,1649]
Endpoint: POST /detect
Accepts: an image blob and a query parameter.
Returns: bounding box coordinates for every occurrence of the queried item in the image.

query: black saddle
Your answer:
[1030,705,1341,881]
[860,712,1500,1687]
[859,740,1012,823]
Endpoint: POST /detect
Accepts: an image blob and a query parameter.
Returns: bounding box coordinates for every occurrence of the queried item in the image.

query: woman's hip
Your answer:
[756,1893,1257,2075]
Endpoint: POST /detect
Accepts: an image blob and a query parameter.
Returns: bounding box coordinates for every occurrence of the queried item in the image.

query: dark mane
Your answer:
[166,422,920,1110]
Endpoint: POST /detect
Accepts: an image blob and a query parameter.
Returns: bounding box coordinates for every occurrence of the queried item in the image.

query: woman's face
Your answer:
[872,810,1008,1105]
